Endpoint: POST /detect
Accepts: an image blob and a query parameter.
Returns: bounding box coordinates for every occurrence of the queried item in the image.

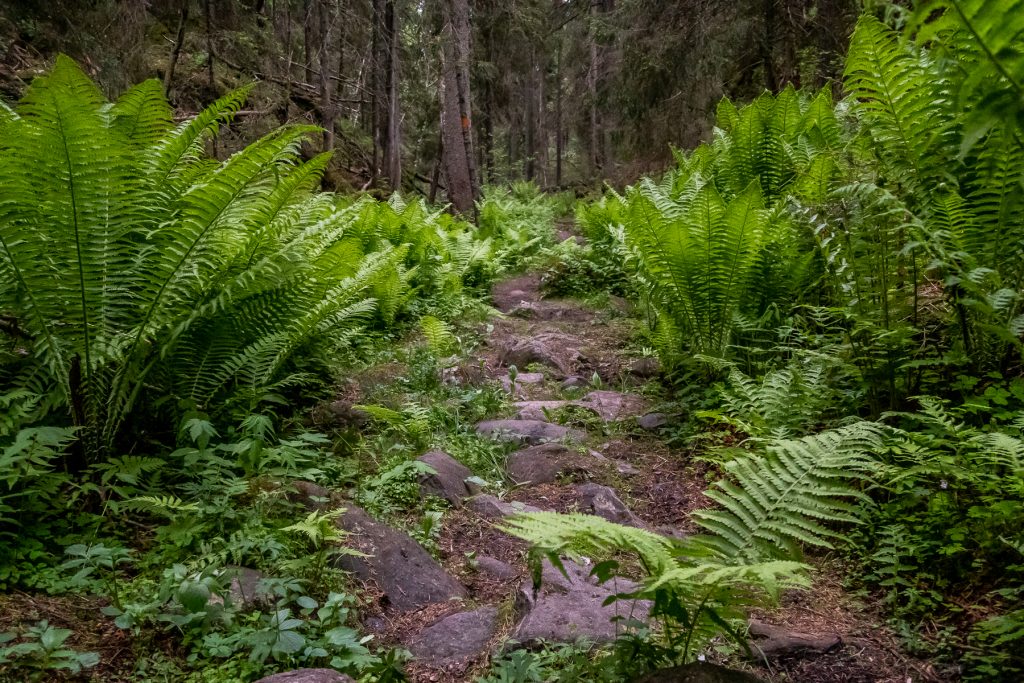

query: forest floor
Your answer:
[335,260,946,682]
[0,250,948,683]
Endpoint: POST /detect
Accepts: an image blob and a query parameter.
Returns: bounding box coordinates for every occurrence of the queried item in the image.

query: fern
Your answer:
[695,422,885,562]
[0,58,420,460]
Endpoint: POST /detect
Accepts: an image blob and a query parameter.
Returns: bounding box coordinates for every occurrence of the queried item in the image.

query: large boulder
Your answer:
[254,670,355,683]
[476,419,585,445]
[416,451,473,505]
[506,443,596,485]
[499,332,584,377]
[335,505,467,612]
[577,483,642,527]
[632,663,764,683]
[509,558,649,647]
[407,606,500,663]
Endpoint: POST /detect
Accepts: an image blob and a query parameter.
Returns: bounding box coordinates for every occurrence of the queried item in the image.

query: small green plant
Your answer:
[0,620,100,679]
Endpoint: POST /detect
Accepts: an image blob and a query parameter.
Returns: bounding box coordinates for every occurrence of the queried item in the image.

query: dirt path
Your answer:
[346,267,943,683]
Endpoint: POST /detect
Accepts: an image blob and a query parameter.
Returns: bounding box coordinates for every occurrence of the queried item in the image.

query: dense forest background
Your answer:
[0,0,858,196]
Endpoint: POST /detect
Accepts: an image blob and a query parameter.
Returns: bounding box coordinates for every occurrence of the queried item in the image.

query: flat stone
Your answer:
[561,375,588,389]
[499,332,584,377]
[407,606,500,663]
[289,481,333,510]
[637,413,670,430]
[748,620,842,657]
[512,400,571,421]
[628,357,662,379]
[632,662,765,683]
[254,670,355,683]
[441,363,487,387]
[335,505,467,612]
[510,558,649,647]
[616,461,641,477]
[312,400,370,429]
[577,483,642,527]
[223,566,273,609]
[578,390,647,421]
[501,372,546,396]
[476,419,585,445]
[506,443,595,485]
[416,451,473,505]
[476,556,519,580]
[467,494,543,518]
[511,392,645,423]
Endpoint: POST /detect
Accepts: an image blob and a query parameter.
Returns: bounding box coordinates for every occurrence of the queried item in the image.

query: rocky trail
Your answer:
[279,268,941,683]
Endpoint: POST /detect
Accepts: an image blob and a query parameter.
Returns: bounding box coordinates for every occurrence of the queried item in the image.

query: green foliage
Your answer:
[0,620,99,680]
[604,89,840,361]
[852,399,1024,676]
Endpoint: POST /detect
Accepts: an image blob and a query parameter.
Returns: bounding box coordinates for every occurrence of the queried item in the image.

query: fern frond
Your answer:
[695,422,886,562]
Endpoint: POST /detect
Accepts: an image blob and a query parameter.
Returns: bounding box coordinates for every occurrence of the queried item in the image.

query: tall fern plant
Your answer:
[0,57,393,462]
[617,88,842,361]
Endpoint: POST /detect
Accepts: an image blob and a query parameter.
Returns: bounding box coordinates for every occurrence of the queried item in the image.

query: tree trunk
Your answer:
[762,0,778,90]
[163,0,189,97]
[438,0,477,218]
[383,0,402,190]
[554,42,562,188]
[318,0,335,152]
[204,0,215,92]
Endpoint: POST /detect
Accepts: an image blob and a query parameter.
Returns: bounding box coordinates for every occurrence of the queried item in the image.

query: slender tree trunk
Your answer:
[383,0,402,189]
[303,0,316,83]
[204,0,215,91]
[588,3,600,177]
[438,0,477,218]
[164,0,189,97]
[554,43,562,188]
[318,0,335,152]
[762,0,778,90]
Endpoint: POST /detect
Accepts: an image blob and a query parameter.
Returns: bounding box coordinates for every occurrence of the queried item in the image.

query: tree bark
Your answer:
[438,0,477,218]
[204,0,215,92]
[318,0,335,152]
[163,0,189,97]
[383,0,402,189]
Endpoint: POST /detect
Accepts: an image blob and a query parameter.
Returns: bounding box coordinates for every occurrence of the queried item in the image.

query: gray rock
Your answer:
[616,461,641,477]
[313,400,370,428]
[628,357,662,379]
[501,372,546,396]
[747,620,842,657]
[289,480,333,510]
[416,451,473,505]
[335,505,467,612]
[637,413,670,430]
[499,332,584,377]
[510,558,649,647]
[506,443,595,485]
[560,375,588,390]
[223,566,273,609]
[511,392,645,423]
[632,663,764,683]
[512,400,571,421]
[476,419,585,445]
[476,556,519,580]
[254,670,355,683]
[407,607,500,663]
[577,483,642,527]
[579,390,647,421]
[467,494,542,518]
